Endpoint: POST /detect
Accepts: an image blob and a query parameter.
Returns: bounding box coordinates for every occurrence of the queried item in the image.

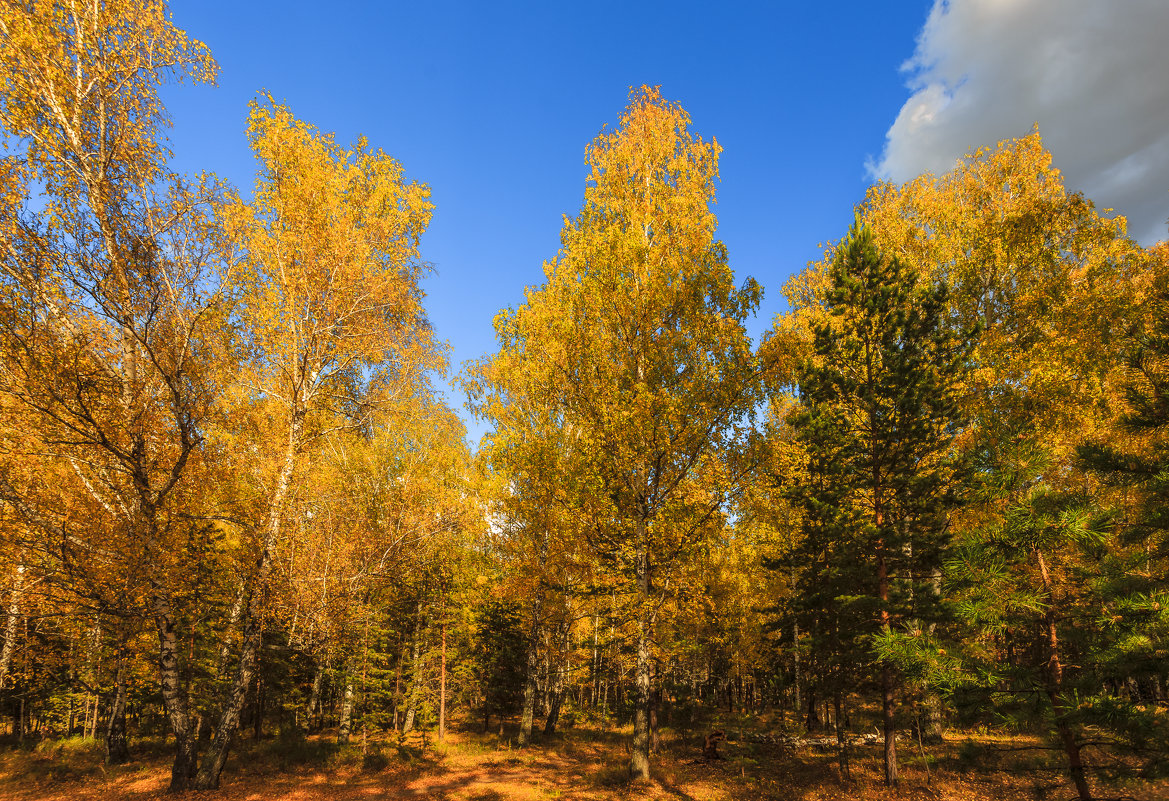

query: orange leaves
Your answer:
[0,0,226,533]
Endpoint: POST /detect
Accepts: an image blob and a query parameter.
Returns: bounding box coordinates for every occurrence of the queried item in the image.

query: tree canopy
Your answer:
[0,4,1165,800]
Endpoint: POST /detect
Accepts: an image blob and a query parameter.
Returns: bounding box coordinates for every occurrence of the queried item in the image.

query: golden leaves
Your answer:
[0,0,215,200]
[470,85,763,601]
[787,129,1139,462]
[224,97,441,432]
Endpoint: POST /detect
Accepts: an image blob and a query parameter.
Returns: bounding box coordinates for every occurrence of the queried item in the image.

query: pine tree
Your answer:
[473,599,527,734]
[786,219,968,786]
[947,436,1104,801]
[925,244,1167,799]
[1072,242,1169,785]
[1079,243,1169,612]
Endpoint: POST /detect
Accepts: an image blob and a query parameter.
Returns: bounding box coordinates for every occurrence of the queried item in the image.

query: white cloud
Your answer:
[873,0,1169,244]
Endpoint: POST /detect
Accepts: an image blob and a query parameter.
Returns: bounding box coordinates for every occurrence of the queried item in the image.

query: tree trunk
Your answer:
[197,582,247,744]
[881,662,897,785]
[924,692,946,743]
[193,418,301,790]
[438,614,447,742]
[1048,673,1091,799]
[106,634,130,765]
[1035,549,1093,801]
[544,687,564,737]
[192,592,265,789]
[106,680,129,763]
[544,621,571,737]
[792,622,801,720]
[402,607,424,735]
[630,545,651,781]
[650,686,660,753]
[252,673,263,740]
[591,612,600,710]
[306,662,323,732]
[152,592,198,792]
[392,636,406,732]
[925,568,946,743]
[0,561,25,690]
[601,667,609,724]
[879,547,898,787]
[81,619,103,742]
[338,678,354,745]
[834,690,850,782]
[518,587,544,746]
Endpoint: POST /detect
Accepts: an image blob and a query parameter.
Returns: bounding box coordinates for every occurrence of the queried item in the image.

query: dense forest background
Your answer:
[0,2,1165,799]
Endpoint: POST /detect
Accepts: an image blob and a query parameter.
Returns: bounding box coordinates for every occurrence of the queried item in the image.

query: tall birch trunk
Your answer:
[392,635,406,732]
[544,620,571,737]
[402,606,424,735]
[438,609,447,742]
[630,539,651,781]
[152,590,197,792]
[338,678,354,745]
[0,561,25,690]
[193,415,302,790]
[591,612,600,710]
[106,627,130,764]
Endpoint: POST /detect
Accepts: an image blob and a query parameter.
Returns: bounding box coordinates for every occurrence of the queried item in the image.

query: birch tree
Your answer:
[471,86,762,779]
[194,98,441,788]
[0,0,225,788]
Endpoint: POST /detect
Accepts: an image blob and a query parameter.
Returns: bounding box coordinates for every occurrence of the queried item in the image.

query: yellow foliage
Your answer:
[786,128,1139,463]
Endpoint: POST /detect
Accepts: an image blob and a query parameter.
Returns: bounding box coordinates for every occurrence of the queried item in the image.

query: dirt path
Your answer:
[0,737,684,801]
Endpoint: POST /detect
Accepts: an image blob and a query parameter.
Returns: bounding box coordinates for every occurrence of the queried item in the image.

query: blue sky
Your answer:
[162,2,932,438]
[161,1,1169,443]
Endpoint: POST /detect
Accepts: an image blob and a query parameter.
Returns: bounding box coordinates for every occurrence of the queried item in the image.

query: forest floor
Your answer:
[0,722,1165,801]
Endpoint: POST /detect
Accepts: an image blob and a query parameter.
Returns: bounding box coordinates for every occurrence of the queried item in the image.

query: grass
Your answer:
[7,736,107,784]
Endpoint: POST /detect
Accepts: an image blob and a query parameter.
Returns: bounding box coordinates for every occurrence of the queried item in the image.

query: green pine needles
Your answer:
[785,219,970,786]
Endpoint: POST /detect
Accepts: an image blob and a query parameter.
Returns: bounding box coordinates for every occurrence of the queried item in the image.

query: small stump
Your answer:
[701,730,726,761]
